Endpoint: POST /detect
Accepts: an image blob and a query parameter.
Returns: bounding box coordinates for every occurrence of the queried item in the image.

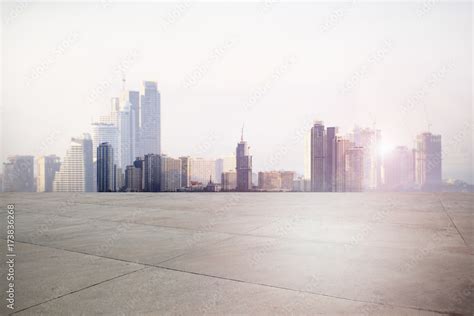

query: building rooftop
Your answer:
[1,192,472,315]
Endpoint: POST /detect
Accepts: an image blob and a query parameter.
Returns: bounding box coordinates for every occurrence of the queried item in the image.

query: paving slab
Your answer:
[0,241,144,315]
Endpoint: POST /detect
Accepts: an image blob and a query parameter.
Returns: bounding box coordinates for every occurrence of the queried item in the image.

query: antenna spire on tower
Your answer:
[241,123,244,142]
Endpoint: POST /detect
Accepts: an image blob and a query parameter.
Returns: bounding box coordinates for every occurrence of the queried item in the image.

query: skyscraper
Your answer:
[335,137,351,192]
[345,147,364,192]
[221,171,237,191]
[53,134,94,192]
[310,121,326,192]
[352,127,382,190]
[236,131,252,192]
[118,100,136,170]
[143,154,161,192]
[160,155,181,192]
[325,127,338,191]
[91,122,119,165]
[37,155,61,192]
[2,156,35,192]
[179,156,191,188]
[124,164,143,192]
[140,81,161,156]
[97,143,115,192]
[415,132,442,190]
[384,146,415,190]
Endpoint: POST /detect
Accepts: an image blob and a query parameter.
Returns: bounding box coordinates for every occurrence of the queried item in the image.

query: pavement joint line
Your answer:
[2,239,453,315]
[6,209,469,254]
[9,267,149,315]
[437,195,471,251]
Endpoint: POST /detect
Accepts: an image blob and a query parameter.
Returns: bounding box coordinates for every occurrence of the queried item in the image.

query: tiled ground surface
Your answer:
[0,192,472,315]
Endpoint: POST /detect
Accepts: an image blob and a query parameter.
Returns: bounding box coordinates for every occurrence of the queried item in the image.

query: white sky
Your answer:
[1,1,472,182]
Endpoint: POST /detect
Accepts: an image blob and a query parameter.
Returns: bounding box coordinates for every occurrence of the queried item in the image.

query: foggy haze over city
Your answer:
[1,1,472,182]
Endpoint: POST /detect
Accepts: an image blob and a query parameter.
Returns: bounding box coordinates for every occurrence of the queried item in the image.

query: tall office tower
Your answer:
[258,171,282,191]
[335,137,351,192]
[143,154,161,192]
[384,146,415,191]
[115,167,124,191]
[124,165,142,192]
[345,147,364,192]
[0,174,3,192]
[128,90,140,135]
[53,134,94,192]
[236,132,252,192]
[37,155,61,192]
[326,127,338,191]
[221,171,237,191]
[2,156,35,192]
[352,127,382,190]
[415,132,442,190]
[280,171,295,191]
[160,155,181,192]
[304,131,311,180]
[179,156,191,188]
[140,81,161,156]
[118,100,136,170]
[91,122,119,165]
[97,143,115,192]
[189,158,216,184]
[310,121,326,192]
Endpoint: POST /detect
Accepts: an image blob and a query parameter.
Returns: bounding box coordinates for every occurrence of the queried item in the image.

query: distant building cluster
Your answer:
[302,121,444,192]
[1,80,467,193]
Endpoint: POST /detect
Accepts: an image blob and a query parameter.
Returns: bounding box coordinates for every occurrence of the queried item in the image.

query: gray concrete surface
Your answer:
[0,192,472,315]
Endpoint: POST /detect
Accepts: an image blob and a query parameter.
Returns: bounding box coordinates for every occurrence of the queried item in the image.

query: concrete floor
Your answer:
[0,192,472,315]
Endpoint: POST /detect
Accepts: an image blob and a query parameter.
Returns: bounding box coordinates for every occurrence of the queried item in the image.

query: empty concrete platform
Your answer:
[0,192,473,315]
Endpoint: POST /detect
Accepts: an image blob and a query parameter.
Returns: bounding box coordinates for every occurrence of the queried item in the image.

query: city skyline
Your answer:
[2,2,472,183]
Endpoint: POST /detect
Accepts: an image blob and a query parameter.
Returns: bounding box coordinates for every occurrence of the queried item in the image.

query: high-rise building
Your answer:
[221,171,237,191]
[236,132,252,192]
[91,122,119,165]
[2,155,35,192]
[124,164,142,192]
[128,90,140,143]
[351,127,382,190]
[384,146,415,190]
[179,156,191,188]
[304,131,311,180]
[97,143,115,192]
[189,158,216,185]
[115,167,124,191]
[326,127,338,191]
[53,134,94,192]
[415,132,442,190]
[257,171,295,191]
[140,81,161,156]
[345,147,364,192]
[118,100,136,170]
[143,154,160,192]
[280,171,295,191]
[258,171,281,191]
[160,155,181,192]
[37,155,61,192]
[310,121,326,192]
[335,137,351,192]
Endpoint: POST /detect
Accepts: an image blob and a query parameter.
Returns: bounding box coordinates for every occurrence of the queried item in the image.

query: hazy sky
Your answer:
[1,1,472,182]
